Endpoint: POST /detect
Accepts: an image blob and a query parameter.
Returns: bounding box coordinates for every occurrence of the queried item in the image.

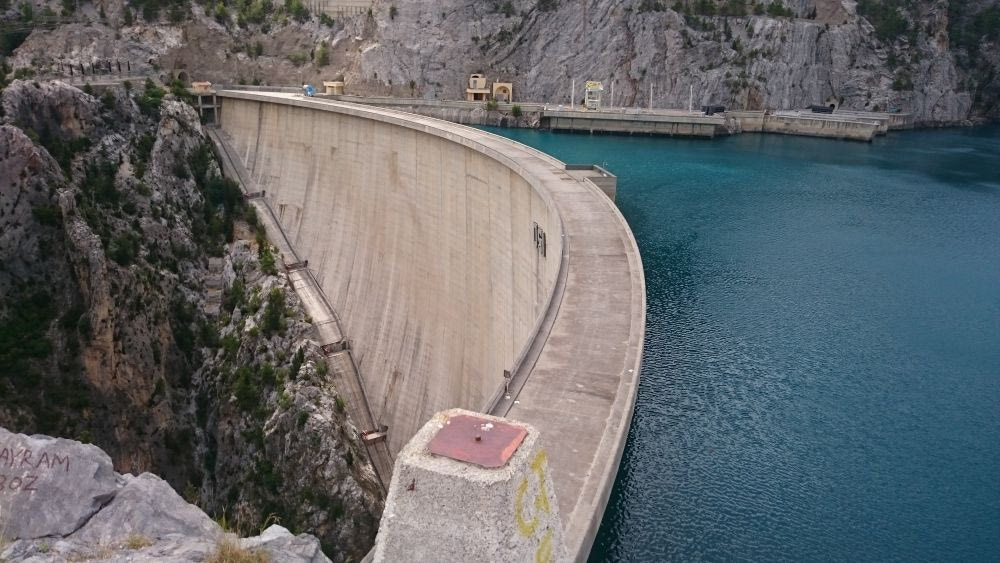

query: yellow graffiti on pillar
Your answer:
[516,450,551,538]
[515,476,538,536]
[535,529,554,563]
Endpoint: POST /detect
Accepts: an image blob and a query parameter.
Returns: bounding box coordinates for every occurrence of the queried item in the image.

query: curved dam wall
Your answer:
[220,94,563,454]
[218,92,646,559]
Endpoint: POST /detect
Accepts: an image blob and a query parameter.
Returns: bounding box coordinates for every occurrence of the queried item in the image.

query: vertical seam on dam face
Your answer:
[217,91,646,561]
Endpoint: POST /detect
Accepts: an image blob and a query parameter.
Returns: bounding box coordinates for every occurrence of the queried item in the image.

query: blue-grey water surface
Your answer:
[481,125,1000,562]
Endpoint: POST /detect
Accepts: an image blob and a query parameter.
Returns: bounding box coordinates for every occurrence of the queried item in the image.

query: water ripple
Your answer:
[481,125,1000,562]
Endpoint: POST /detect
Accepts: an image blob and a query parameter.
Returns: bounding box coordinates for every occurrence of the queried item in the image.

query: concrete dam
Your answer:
[215,91,646,559]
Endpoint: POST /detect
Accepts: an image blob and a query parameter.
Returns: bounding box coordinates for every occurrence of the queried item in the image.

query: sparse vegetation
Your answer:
[207,538,270,563]
[285,0,310,22]
[124,534,155,550]
[261,288,286,337]
[892,70,914,90]
[128,0,189,22]
[948,0,1000,60]
[857,0,910,41]
[315,42,329,67]
[136,79,167,117]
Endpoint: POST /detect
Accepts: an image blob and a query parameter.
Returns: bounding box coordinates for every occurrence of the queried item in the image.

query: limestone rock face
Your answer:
[0,80,381,560]
[241,525,334,563]
[9,0,997,124]
[0,80,102,141]
[0,427,118,539]
[70,473,224,545]
[0,426,333,563]
[345,0,983,125]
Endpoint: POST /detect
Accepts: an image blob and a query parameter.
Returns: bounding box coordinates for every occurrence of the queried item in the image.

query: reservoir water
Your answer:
[481,125,1000,561]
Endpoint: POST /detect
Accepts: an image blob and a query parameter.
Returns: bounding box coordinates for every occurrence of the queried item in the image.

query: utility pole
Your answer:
[649,83,653,109]
[688,84,693,113]
[610,81,614,110]
[571,78,575,106]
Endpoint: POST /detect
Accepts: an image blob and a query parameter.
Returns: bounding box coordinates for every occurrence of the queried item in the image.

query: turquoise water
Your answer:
[480,125,1000,561]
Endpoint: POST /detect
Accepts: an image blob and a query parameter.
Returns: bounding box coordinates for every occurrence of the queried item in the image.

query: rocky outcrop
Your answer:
[346,0,991,125]
[0,80,381,560]
[0,427,331,562]
[6,0,996,124]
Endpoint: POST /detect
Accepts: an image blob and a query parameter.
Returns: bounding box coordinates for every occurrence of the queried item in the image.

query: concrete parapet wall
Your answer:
[322,94,543,128]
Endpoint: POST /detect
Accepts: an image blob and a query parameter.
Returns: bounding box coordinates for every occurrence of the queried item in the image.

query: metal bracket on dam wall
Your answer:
[212,91,646,560]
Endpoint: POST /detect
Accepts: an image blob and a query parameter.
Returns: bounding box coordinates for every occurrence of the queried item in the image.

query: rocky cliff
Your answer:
[2,0,998,124]
[0,79,381,560]
[0,426,331,562]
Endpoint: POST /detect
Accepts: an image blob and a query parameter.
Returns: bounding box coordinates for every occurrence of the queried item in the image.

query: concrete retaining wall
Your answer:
[542,111,724,137]
[729,110,879,141]
[220,94,563,455]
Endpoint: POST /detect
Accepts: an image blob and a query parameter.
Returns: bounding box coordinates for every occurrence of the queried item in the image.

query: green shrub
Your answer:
[32,205,62,227]
[0,289,55,384]
[315,43,329,66]
[289,347,305,380]
[261,289,286,337]
[221,333,240,358]
[136,79,167,117]
[892,70,914,90]
[35,126,91,173]
[234,366,256,410]
[285,0,309,22]
[224,278,246,313]
[258,244,277,275]
[101,90,116,112]
[109,232,139,265]
[127,0,189,21]
[19,1,33,21]
[511,104,523,117]
[857,0,909,41]
[170,298,197,358]
[169,78,193,103]
[948,1,1000,60]
[80,160,120,206]
[287,52,308,66]
[213,2,229,25]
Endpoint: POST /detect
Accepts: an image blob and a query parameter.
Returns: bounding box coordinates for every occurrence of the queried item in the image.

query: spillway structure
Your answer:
[215,91,646,559]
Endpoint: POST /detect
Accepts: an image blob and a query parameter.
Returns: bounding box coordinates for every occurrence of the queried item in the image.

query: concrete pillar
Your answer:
[373,409,566,563]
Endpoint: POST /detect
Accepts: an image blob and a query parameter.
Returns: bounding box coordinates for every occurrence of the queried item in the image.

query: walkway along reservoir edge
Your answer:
[213,91,646,560]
